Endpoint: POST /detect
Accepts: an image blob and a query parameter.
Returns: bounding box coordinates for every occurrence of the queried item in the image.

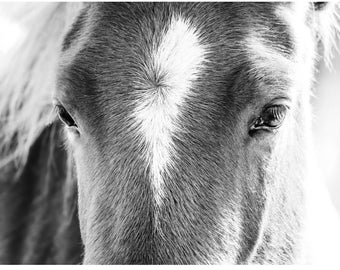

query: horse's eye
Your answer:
[249,104,288,136]
[55,105,77,127]
[259,105,287,128]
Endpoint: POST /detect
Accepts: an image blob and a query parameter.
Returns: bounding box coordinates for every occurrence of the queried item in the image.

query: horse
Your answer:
[0,2,340,264]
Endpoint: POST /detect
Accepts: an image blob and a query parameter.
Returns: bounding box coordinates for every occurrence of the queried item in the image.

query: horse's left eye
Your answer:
[55,105,77,128]
[249,104,288,136]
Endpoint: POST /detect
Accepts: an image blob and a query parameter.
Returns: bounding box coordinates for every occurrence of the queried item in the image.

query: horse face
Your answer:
[55,3,320,264]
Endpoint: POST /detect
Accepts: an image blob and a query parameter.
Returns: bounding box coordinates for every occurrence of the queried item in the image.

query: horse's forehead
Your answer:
[57,2,306,112]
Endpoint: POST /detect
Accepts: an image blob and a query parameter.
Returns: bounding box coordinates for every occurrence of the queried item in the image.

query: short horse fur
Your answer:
[0,2,340,264]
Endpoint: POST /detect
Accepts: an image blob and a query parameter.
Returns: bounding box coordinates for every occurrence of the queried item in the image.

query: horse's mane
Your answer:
[0,2,338,178]
[312,3,340,68]
[0,3,83,175]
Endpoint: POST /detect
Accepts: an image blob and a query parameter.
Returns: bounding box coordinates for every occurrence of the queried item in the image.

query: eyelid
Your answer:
[262,104,289,122]
[248,97,291,125]
[52,97,78,118]
[263,97,291,111]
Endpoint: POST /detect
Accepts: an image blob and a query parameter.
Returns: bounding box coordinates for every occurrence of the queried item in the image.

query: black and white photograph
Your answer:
[0,1,339,265]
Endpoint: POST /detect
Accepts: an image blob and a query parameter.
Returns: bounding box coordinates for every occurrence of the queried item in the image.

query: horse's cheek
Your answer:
[69,137,98,231]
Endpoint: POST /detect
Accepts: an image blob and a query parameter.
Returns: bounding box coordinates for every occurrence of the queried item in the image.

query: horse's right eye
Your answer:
[249,104,288,137]
[56,105,77,128]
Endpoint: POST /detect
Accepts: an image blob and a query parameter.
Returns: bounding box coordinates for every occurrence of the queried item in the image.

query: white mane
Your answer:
[0,3,83,173]
[312,3,340,69]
